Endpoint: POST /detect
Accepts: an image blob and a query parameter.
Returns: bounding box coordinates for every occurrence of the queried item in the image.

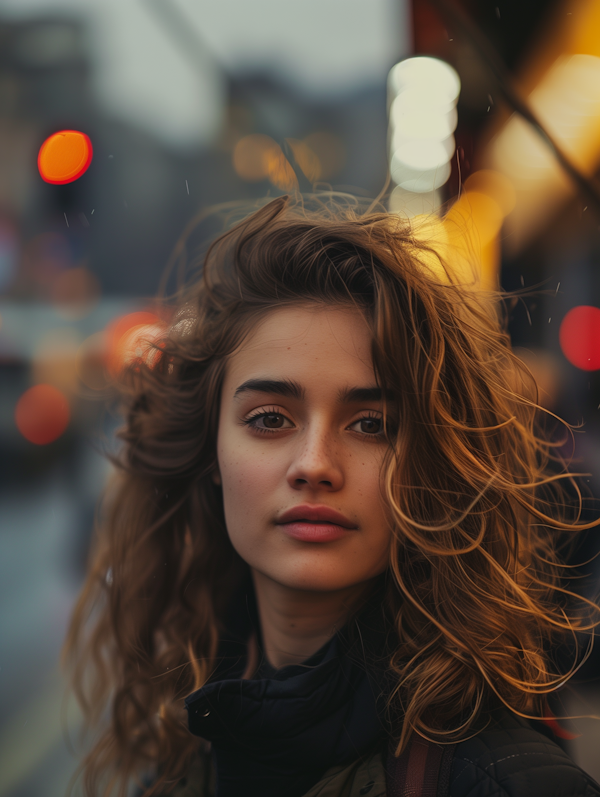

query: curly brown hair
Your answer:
[62,192,600,797]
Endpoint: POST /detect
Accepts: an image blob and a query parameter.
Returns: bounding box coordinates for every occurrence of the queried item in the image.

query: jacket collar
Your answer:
[185,569,398,797]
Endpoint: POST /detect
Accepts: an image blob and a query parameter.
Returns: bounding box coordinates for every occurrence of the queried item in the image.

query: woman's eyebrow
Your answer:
[232,378,390,403]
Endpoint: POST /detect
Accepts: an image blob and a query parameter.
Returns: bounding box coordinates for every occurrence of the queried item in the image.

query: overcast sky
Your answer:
[0,0,409,147]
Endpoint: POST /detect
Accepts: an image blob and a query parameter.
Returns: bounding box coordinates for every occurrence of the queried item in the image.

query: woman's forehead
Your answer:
[223,305,375,390]
[243,304,369,344]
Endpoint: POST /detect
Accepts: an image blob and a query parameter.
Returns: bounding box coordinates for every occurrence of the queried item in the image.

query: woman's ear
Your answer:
[211,467,222,486]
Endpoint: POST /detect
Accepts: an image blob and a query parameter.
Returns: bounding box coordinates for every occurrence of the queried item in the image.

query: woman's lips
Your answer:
[276,504,357,528]
[278,521,352,542]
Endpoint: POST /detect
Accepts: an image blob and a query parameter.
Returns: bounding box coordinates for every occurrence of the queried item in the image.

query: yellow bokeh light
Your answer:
[442,190,505,291]
[265,149,298,192]
[409,213,452,282]
[232,133,299,191]
[232,130,346,190]
[447,191,505,246]
[487,53,600,253]
[462,170,516,217]
[406,184,506,292]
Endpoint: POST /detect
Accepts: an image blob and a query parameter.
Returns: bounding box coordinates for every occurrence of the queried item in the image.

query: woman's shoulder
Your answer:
[449,709,600,797]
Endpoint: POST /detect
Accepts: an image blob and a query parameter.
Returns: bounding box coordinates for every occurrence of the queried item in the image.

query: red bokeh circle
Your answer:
[559,305,600,371]
[15,384,70,445]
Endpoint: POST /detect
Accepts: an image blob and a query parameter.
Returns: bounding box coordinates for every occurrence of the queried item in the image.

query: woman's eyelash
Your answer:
[241,408,292,434]
[241,409,386,437]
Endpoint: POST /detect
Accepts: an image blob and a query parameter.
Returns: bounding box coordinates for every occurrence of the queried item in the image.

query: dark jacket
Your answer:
[137,709,600,797]
[135,572,600,797]
[448,709,600,797]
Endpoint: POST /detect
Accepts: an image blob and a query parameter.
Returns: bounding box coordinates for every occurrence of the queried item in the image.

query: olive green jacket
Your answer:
[150,745,387,797]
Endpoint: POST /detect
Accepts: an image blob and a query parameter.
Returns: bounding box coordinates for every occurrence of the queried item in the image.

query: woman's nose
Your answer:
[286,427,344,490]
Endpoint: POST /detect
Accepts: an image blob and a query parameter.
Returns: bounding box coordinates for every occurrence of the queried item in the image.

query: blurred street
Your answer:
[0,442,107,797]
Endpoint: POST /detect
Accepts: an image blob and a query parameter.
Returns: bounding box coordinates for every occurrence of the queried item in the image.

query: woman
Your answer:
[63,194,600,797]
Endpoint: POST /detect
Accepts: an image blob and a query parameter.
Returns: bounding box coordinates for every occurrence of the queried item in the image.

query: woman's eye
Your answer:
[351,416,384,436]
[258,413,288,429]
[243,411,386,437]
[244,412,293,433]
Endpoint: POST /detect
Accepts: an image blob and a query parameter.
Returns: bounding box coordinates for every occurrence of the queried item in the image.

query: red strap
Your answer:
[541,712,580,741]
[385,734,456,797]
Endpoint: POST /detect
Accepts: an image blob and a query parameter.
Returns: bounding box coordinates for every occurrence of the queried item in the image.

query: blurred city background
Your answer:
[1,0,600,794]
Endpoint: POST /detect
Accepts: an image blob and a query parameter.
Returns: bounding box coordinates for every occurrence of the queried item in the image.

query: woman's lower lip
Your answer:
[278,522,352,542]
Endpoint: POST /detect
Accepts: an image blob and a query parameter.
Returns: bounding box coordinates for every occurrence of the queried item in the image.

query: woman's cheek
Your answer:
[221,445,281,508]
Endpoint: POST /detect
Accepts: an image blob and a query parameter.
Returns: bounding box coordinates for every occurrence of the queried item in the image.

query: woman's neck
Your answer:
[249,568,377,670]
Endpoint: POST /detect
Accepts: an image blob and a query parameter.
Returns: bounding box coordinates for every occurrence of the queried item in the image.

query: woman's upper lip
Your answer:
[276,504,357,529]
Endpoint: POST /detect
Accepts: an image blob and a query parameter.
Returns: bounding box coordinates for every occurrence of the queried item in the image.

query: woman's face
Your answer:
[214,304,392,595]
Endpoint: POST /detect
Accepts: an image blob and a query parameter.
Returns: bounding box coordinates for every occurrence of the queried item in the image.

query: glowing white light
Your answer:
[389,101,457,142]
[391,161,452,193]
[392,137,455,171]
[387,57,461,106]
[389,184,443,218]
[387,56,460,200]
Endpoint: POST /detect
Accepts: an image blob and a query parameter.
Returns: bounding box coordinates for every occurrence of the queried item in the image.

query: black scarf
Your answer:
[185,570,401,797]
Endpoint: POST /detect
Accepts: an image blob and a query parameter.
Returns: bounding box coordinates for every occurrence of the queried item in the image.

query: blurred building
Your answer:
[0,8,395,490]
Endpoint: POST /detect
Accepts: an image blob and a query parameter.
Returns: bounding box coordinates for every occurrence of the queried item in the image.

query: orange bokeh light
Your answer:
[38,130,93,185]
[559,305,600,371]
[106,311,165,375]
[15,384,70,445]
